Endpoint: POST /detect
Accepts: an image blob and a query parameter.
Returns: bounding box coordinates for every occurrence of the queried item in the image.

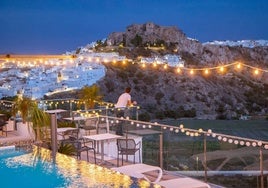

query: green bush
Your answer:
[138,112,151,121]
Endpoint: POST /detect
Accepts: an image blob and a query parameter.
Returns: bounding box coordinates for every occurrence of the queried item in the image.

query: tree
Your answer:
[78,84,103,110]
[131,34,143,47]
[12,96,50,141]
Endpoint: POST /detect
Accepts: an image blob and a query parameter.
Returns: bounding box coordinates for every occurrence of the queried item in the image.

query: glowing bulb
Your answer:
[236,63,241,69]
[220,66,224,72]
[176,68,181,73]
[204,69,209,75]
[254,69,259,75]
[190,69,194,75]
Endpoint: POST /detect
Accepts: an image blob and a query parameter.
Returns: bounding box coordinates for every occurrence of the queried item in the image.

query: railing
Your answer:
[1,99,268,187]
[74,110,268,188]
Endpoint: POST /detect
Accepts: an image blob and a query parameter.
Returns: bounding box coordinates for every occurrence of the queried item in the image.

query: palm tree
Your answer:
[78,84,102,110]
[12,96,50,141]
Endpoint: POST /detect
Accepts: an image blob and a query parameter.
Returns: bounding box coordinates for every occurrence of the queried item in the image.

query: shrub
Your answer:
[138,112,151,121]
[155,92,164,101]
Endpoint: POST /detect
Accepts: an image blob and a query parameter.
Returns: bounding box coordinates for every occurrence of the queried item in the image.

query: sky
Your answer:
[0,0,268,54]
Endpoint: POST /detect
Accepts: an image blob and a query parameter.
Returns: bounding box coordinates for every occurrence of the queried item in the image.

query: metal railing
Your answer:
[1,99,268,187]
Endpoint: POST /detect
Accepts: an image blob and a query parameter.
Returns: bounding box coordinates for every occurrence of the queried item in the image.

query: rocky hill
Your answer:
[100,23,268,120]
[54,23,268,120]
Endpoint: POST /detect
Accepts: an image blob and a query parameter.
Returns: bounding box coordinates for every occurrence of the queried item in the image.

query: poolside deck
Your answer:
[0,130,221,188]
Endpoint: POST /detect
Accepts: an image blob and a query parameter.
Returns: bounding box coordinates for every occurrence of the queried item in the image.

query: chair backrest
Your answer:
[62,128,79,140]
[69,128,79,139]
[83,118,98,129]
[117,139,137,150]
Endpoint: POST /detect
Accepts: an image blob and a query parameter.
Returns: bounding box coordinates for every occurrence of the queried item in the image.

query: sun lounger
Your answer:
[112,163,163,183]
[157,177,211,188]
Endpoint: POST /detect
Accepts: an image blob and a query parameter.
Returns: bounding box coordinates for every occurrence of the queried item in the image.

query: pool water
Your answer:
[0,146,155,188]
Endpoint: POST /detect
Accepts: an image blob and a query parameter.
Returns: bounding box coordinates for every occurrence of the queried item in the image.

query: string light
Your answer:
[1,55,268,78]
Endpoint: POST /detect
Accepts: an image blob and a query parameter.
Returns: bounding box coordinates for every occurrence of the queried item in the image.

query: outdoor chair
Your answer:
[157,177,211,188]
[116,138,141,166]
[0,119,7,137]
[61,133,96,164]
[58,128,79,141]
[112,163,163,183]
[81,118,99,135]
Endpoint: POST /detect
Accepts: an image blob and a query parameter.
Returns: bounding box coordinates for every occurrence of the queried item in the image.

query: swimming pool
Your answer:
[0,146,155,188]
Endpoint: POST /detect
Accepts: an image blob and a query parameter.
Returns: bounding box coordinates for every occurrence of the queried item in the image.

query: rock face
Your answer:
[107,22,202,53]
[107,22,268,67]
[102,23,268,120]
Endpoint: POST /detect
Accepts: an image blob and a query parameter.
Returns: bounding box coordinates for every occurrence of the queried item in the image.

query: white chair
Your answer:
[112,163,163,183]
[157,177,211,188]
[1,120,15,136]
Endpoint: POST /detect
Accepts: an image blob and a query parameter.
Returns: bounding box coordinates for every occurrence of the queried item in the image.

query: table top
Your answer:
[83,133,122,141]
[57,127,77,133]
[45,109,66,114]
[63,116,87,121]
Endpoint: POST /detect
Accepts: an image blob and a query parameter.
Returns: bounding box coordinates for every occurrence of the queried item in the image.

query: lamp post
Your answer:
[259,147,264,188]
[50,113,57,163]
[203,133,208,182]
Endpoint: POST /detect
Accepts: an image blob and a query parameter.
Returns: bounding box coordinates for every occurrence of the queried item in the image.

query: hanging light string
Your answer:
[1,55,268,75]
[73,110,268,150]
[103,114,268,149]
[181,62,238,71]
[0,100,14,108]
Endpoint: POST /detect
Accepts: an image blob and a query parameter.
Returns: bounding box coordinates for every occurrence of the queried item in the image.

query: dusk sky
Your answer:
[0,0,268,54]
